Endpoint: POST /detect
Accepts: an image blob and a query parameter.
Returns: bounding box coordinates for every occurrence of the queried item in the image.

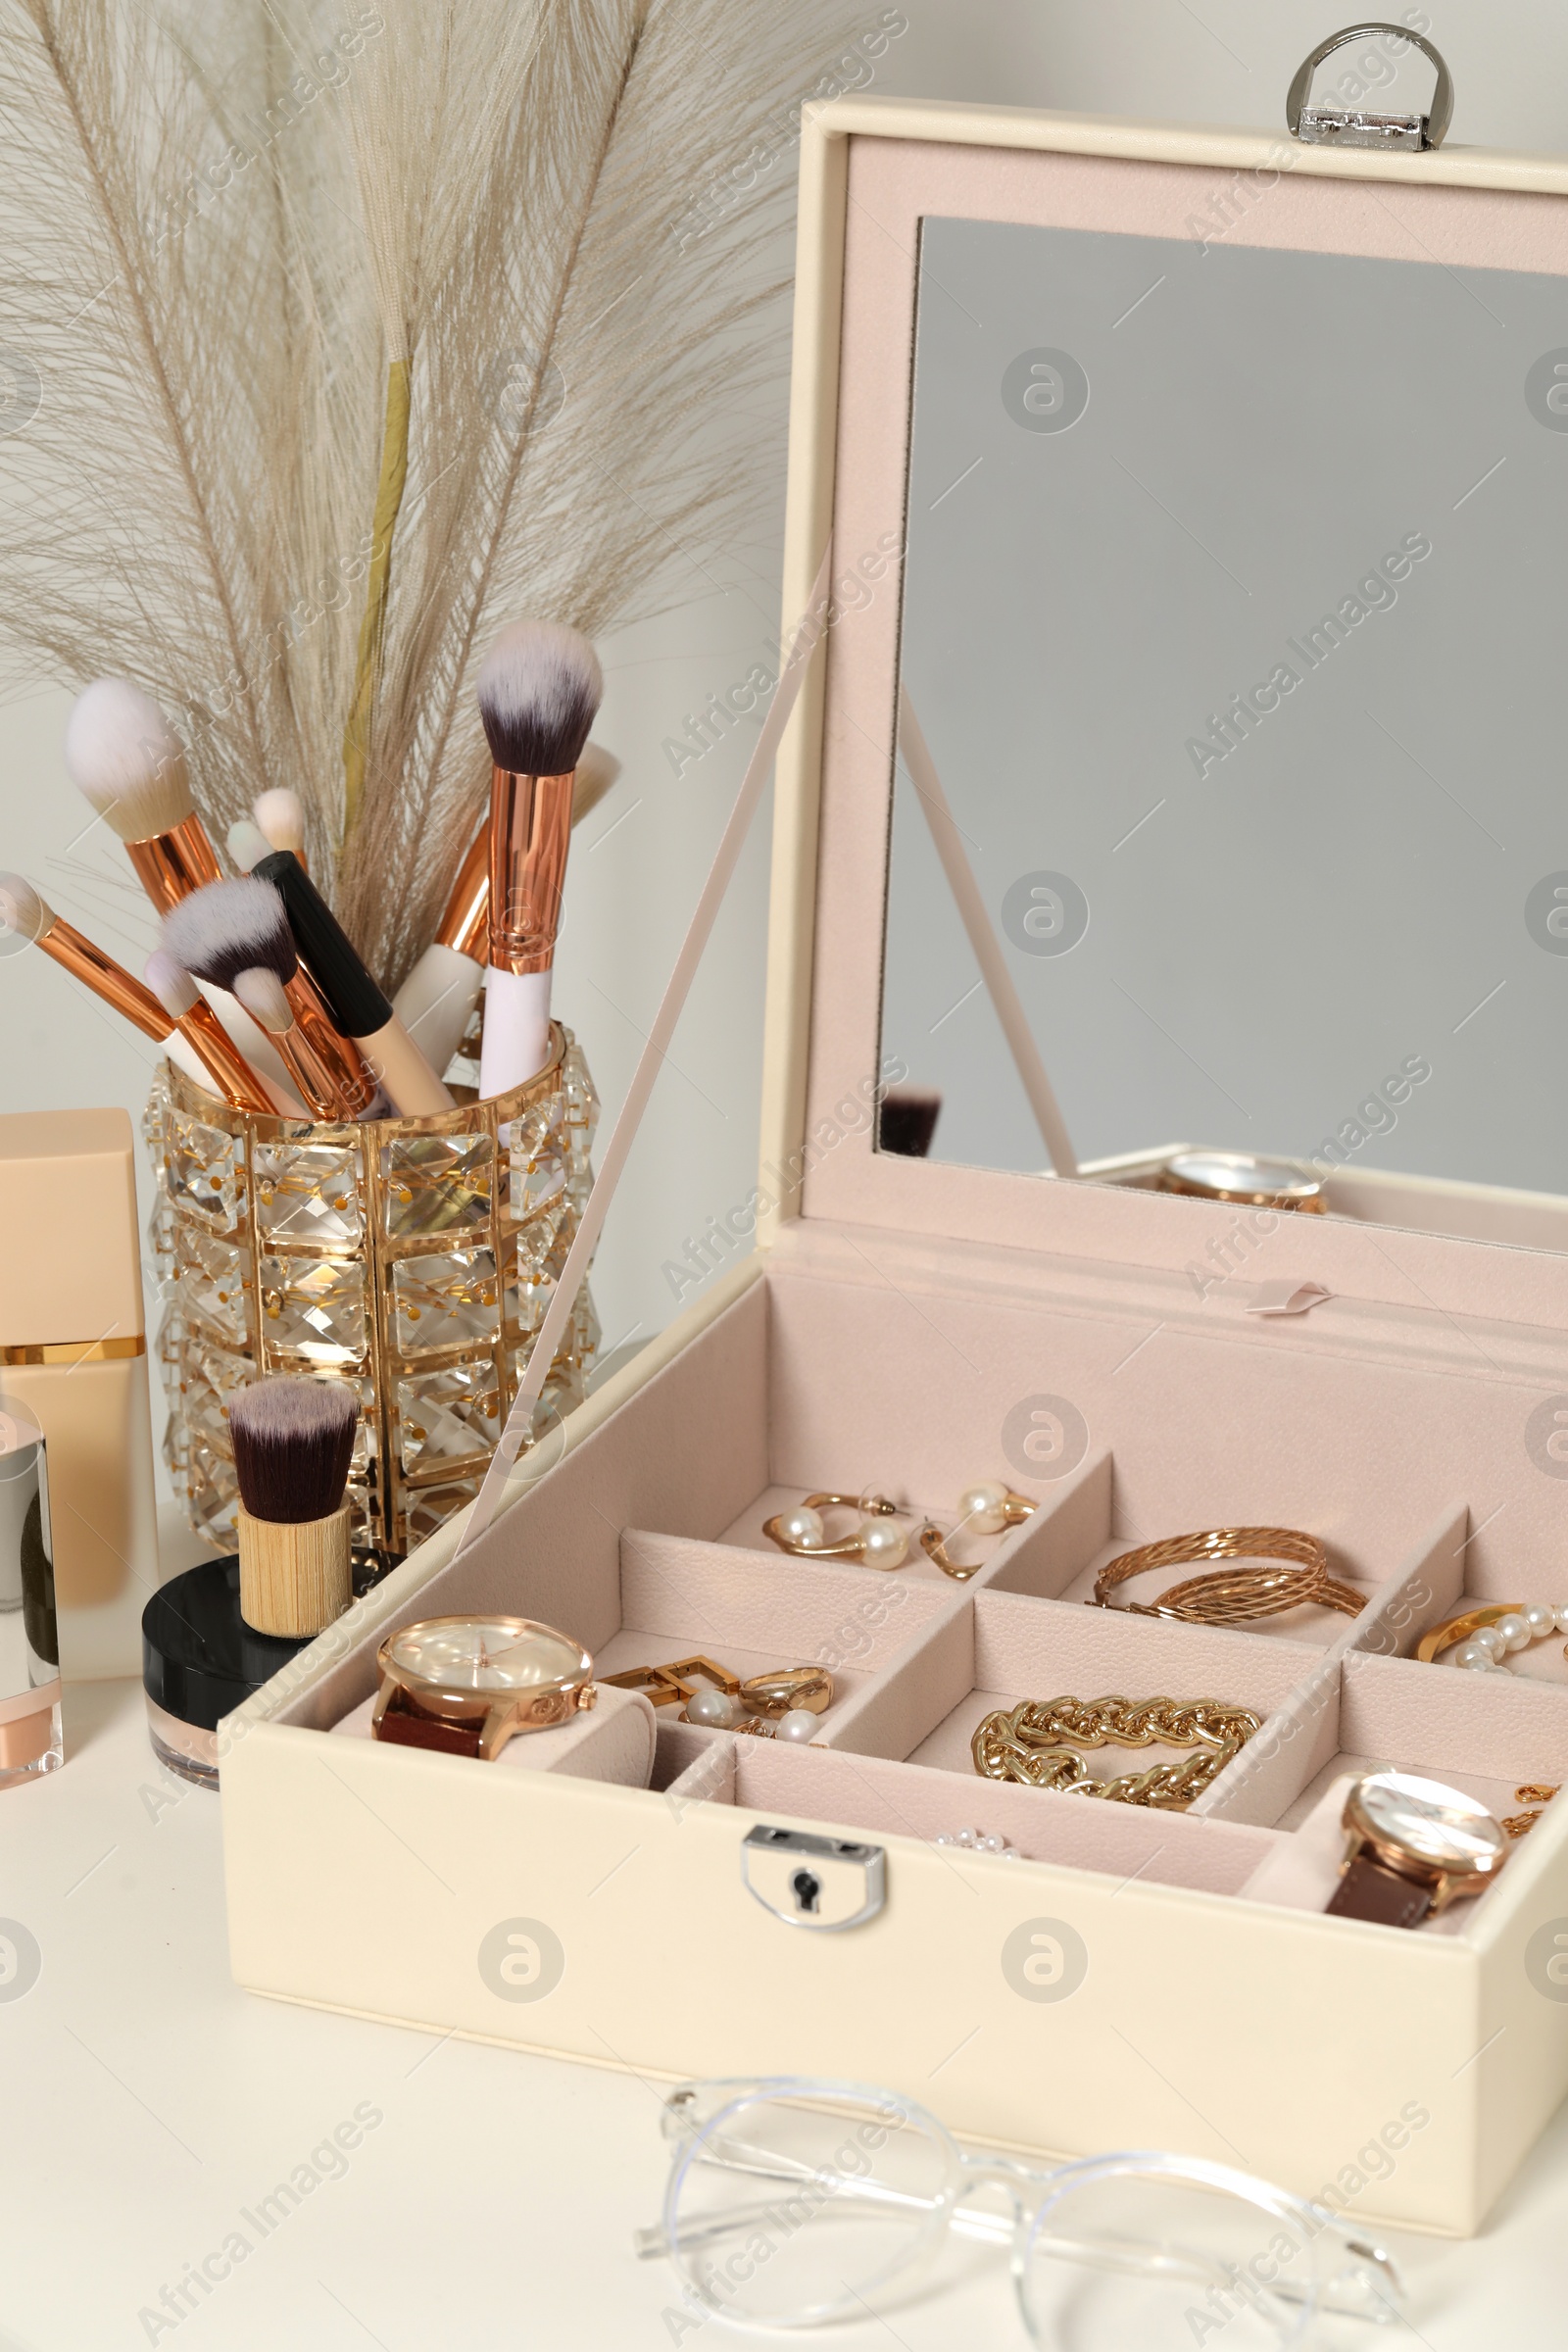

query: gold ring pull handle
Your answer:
[1286,23,1452,151]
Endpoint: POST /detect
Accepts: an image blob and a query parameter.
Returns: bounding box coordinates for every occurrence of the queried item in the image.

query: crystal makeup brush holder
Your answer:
[144,1022,599,1560]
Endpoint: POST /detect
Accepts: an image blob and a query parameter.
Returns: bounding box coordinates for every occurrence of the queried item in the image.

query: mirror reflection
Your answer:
[882,215,1568,1242]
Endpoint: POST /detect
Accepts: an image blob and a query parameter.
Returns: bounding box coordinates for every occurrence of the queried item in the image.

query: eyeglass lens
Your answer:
[666,2088,953,2328]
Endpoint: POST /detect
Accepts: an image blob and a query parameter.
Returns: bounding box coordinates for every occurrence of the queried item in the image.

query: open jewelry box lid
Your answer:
[223,90,1568,1667]
[764,91,1568,1337]
[219,95,1568,2242]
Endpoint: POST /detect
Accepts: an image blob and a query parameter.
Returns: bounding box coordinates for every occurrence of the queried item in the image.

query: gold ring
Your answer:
[1093,1527,1362,1623]
[602,1654,833,1717]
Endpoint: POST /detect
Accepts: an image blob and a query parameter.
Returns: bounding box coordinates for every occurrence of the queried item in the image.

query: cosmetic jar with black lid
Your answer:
[142,1556,309,1788]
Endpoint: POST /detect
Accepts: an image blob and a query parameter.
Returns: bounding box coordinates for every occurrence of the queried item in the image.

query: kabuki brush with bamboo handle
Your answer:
[229,1377,357,1638]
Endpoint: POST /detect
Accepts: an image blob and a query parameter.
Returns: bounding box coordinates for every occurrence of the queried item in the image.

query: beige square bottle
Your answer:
[0,1108,158,1677]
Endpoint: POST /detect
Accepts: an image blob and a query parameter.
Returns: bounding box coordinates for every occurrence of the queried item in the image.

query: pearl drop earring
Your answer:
[919,1482,1035,1581]
[765,1482,1034,1577]
[763,1492,910,1570]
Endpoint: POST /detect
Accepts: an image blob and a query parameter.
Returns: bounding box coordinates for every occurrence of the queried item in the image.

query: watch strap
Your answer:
[373,1686,485,1757]
[1327,1853,1434,1928]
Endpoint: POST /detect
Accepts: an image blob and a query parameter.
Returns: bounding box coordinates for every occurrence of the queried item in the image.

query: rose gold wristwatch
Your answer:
[371,1615,596,1760]
[1326,1770,1508,1928]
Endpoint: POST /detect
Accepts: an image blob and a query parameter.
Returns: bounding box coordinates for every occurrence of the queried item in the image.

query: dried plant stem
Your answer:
[418,24,645,809]
[29,11,267,789]
[342,357,412,852]
[0,0,877,983]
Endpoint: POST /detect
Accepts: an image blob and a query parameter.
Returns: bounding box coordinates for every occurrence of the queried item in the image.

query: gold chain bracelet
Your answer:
[972,1693,1262,1809]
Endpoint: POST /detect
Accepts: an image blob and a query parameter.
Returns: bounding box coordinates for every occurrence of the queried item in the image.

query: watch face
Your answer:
[384,1616,589,1696]
[1351,1770,1507,1875]
[1162,1151,1321,1205]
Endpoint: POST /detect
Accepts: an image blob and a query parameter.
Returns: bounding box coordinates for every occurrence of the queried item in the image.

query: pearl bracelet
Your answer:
[933,1826,1023,1858]
[1417,1601,1568,1672]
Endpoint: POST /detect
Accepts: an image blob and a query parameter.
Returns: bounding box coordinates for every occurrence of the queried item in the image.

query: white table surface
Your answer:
[5,1678,1568,2351]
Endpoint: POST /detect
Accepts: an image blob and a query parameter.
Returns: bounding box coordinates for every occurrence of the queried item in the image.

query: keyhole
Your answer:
[791,1869,822,1915]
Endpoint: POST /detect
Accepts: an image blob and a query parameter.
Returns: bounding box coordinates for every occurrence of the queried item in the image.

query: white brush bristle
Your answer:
[143,950,199,1019]
[162,877,295,990]
[232,966,291,1032]
[64,678,194,840]
[0,871,52,945]
[477,619,603,775]
[253,790,305,858]
[227,819,271,874]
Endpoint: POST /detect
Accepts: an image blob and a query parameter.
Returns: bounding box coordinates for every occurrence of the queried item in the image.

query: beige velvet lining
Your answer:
[302,1257,1568,1939]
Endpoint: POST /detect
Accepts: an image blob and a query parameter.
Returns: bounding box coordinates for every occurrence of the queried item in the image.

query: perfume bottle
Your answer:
[0,1396,62,1783]
[0,1108,158,1679]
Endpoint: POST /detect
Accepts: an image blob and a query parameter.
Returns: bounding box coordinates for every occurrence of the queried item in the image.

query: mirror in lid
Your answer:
[880,174,1568,1254]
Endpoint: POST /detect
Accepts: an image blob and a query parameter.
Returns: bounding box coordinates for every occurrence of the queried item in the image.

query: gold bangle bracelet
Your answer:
[1092,1527,1363,1624]
[973,1692,1261,1808]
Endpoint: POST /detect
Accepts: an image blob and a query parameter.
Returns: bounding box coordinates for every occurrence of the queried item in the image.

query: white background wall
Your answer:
[3,0,1566,1525]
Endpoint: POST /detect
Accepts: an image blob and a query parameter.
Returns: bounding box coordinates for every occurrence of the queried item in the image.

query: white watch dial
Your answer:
[1354,1770,1506,1874]
[386,1617,587,1695]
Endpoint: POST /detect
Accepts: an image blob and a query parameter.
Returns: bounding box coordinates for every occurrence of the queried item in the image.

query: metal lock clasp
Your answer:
[1286,24,1452,152]
[741,1826,886,1932]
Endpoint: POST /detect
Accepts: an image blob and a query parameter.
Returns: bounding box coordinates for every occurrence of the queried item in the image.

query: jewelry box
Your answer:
[220,83,1568,2234]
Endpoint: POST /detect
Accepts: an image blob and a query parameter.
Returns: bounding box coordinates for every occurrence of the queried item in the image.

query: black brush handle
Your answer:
[253,850,390,1037]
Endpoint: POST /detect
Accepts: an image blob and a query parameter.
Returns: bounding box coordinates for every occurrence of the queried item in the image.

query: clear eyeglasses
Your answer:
[634,2078,1402,2346]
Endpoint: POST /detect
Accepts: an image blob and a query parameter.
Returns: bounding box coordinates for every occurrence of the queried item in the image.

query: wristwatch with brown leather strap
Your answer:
[371,1615,596,1760]
[1326,1770,1509,1926]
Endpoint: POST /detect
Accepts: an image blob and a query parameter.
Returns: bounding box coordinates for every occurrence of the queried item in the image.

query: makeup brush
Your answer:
[476,620,604,1097]
[252,788,308,873]
[227,821,452,1116]
[390,741,621,1085]
[163,879,378,1120]
[141,951,284,1116]
[63,678,221,912]
[229,1376,358,1637]
[60,675,303,1102]
[0,868,277,1111]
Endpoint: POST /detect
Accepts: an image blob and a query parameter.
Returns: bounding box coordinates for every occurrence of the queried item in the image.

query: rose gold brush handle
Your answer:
[257,1005,354,1119]
[280,972,377,1116]
[123,815,222,914]
[435,824,491,959]
[487,769,573,974]
[177,1000,275,1114]
[37,914,268,1112]
[37,918,170,1041]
